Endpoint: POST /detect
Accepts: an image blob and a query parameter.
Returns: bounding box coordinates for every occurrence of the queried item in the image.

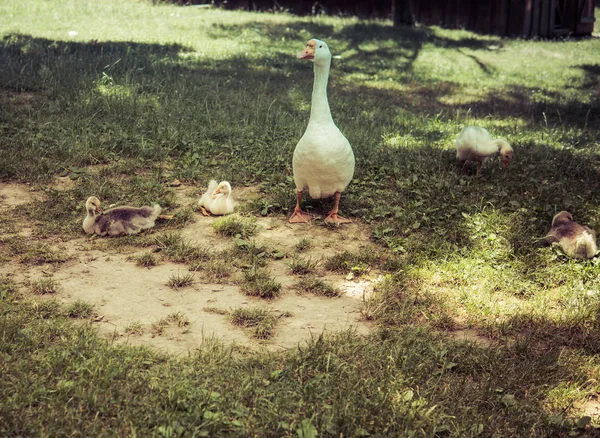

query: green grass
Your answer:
[166,271,195,289]
[230,306,277,339]
[133,252,158,267]
[2,0,600,435]
[287,254,319,275]
[66,300,95,318]
[154,233,212,264]
[212,214,258,238]
[241,267,282,299]
[30,278,59,295]
[294,275,342,297]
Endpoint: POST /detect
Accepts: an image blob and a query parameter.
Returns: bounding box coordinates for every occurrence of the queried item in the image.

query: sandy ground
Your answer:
[1,181,377,355]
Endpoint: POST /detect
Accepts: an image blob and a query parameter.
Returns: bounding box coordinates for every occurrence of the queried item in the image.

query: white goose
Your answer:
[198,180,235,216]
[455,126,514,175]
[289,38,355,224]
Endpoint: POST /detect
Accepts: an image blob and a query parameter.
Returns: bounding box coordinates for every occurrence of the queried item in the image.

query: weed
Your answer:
[166,271,195,289]
[212,214,258,238]
[294,238,312,252]
[241,267,281,299]
[166,312,190,328]
[0,276,18,300]
[154,233,211,264]
[30,279,59,295]
[66,300,95,318]
[294,276,341,297]
[324,248,379,274]
[134,252,157,267]
[123,321,145,336]
[230,307,276,339]
[287,255,319,275]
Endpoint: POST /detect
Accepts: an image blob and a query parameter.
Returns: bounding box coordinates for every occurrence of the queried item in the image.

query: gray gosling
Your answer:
[545,211,598,259]
[83,196,161,237]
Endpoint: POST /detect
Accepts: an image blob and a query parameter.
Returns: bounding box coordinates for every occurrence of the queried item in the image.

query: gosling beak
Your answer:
[96,206,102,214]
[502,160,510,168]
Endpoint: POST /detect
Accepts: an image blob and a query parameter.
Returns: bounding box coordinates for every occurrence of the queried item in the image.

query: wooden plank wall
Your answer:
[174,0,594,37]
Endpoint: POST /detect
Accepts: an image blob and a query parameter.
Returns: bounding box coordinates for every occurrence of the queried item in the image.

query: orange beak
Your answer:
[212,189,221,200]
[297,41,316,60]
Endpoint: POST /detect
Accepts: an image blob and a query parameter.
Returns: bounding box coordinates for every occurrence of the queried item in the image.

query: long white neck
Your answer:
[309,60,333,124]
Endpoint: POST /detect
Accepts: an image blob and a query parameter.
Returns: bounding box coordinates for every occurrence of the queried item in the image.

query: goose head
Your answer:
[85,196,102,216]
[297,39,331,66]
[212,181,232,199]
[497,140,514,168]
[552,211,574,227]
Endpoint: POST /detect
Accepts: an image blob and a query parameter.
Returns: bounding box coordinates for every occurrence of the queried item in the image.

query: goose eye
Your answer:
[319,45,323,48]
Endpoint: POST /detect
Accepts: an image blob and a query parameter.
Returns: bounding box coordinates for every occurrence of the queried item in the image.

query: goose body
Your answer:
[83,196,161,237]
[455,126,513,174]
[198,180,235,216]
[290,38,355,224]
[545,211,597,259]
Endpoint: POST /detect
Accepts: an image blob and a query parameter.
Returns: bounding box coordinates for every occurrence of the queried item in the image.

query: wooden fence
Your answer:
[175,0,596,37]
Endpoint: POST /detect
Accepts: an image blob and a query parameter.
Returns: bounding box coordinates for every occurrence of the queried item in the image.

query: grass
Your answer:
[123,321,145,336]
[1,0,600,435]
[154,233,212,264]
[294,275,342,297]
[294,237,312,252]
[212,214,258,238]
[133,252,158,267]
[151,312,191,336]
[166,271,195,289]
[230,306,277,339]
[30,278,59,295]
[287,254,320,275]
[66,300,95,318]
[241,267,282,299]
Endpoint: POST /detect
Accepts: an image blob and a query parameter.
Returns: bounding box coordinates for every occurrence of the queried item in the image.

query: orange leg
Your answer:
[325,192,351,224]
[289,190,312,224]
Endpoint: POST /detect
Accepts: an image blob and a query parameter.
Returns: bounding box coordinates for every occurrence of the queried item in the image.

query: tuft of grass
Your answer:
[154,233,211,264]
[166,312,190,328]
[212,214,258,238]
[123,321,145,336]
[151,312,191,336]
[324,248,380,275]
[294,275,341,297]
[1,236,69,265]
[230,307,276,339]
[30,279,59,295]
[287,255,319,275]
[0,276,19,300]
[134,252,157,268]
[166,271,195,289]
[241,267,281,299]
[294,238,312,252]
[66,300,95,318]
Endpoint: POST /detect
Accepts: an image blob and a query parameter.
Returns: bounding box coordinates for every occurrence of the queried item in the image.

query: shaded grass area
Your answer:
[1,292,596,436]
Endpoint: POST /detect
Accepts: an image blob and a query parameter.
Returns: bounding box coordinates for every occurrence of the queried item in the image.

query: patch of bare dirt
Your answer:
[0,182,40,209]
[5,182,377,354]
